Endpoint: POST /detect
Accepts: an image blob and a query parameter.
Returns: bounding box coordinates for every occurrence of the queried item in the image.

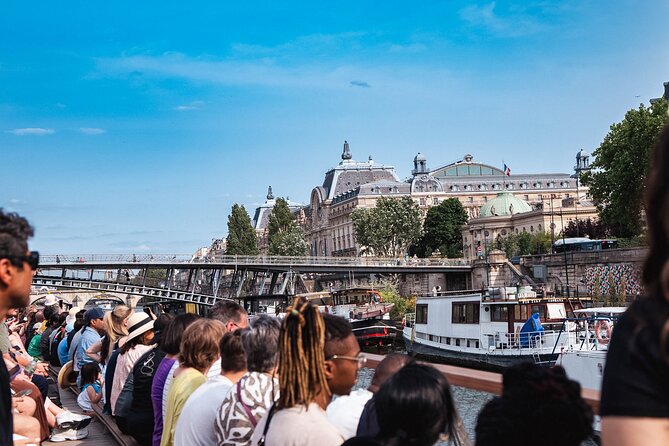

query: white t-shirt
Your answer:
[207,359,221,379]
[326,389,373,440]
[251,402,344,446]
[173,375,234,446]
[162,360,180,420]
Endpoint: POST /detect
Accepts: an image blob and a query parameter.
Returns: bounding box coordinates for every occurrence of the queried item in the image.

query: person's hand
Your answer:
[34,362,48,376]
[12,397,24,409]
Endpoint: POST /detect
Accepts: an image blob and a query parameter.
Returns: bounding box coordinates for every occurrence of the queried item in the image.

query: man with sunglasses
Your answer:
[0,209,38,445]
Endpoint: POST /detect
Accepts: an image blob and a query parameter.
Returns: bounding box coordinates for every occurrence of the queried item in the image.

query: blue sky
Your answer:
[2,1,668,254]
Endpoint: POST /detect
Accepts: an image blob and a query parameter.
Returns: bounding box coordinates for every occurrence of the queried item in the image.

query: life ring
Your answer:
[595,319,612,345]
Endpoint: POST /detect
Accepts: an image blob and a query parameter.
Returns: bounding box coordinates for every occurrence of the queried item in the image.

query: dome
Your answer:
[414,152,426,162]
[479,192,532,217]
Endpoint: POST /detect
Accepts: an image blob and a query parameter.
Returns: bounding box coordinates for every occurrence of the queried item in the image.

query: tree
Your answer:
[351,197,422,258]
[581,99,668,237]
[561,218,610,239]
[414,198,469,258]
[267,198,308,256]
[267,198,295,240]
[226,204,259,256]
[268,222,310,256]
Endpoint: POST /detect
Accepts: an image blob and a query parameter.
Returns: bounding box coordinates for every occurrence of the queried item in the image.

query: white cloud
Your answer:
[174,100,204,111]
[134,244,152,252]
[9,198,25,204]
[7,128,55,136]
[459,2,545,37]
[79,127,106,135]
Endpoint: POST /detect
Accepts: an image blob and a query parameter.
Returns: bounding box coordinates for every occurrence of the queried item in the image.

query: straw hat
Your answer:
[58,361,77,389]
[65,307,81,326]
[44,295,57,307]
[125,312,154,343]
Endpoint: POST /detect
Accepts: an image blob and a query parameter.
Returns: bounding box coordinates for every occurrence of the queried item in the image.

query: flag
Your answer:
[504,163,511,176]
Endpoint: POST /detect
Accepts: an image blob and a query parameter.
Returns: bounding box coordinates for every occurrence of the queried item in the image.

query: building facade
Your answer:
[301,142,592,258]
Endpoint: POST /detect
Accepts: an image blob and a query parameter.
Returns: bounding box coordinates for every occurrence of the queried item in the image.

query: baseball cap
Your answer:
[84,307,105,324]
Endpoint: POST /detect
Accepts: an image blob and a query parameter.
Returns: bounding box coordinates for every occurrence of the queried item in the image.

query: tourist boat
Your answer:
[555,307,625,436]
[298,287,396,345]
[403,287,587,371]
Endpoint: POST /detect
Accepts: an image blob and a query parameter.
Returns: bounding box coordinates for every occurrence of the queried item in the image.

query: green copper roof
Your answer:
[479,192,533,217]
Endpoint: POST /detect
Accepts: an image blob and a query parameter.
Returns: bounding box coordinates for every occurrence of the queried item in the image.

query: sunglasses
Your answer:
[326,353,368,369]
[8,251,40,271]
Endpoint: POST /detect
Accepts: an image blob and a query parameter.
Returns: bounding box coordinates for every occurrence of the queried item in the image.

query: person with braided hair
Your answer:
[600,123,669,445]
[251,297,361,446]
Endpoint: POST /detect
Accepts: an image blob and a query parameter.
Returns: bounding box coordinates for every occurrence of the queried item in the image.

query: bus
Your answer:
[553,237,618,253]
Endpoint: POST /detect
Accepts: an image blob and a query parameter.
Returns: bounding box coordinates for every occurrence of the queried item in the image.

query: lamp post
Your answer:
[572,150,591,237]
[559,210,570,298]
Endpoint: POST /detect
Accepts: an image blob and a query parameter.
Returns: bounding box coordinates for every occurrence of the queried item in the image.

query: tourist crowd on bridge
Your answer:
[4,123,669,445]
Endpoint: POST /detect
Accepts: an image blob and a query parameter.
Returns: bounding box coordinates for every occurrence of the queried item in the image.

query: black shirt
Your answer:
[600,296,669,417]
[0,358,13,446]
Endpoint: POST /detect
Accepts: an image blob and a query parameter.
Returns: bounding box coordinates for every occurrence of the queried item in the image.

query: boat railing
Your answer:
[404,313,416,328]
[487,330,575,354]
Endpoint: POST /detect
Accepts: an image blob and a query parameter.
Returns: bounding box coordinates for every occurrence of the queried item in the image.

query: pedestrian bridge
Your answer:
[33,254,473,306]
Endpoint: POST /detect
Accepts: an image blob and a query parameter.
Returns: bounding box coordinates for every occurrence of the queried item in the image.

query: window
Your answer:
[514,305,529,321]
[491,306,509,322]
[529,304,547,320]
[433,198,439,205]
[416,304,428,324]
[420,198,426,206]
[452,302,480,324]
[468,197,474,202]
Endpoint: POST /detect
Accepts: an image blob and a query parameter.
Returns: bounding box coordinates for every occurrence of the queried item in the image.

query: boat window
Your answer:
[416,304,429,324]
[452,302,480,324]
[514,305,529,321]
[529,304,547,320]
[491,306,509,322]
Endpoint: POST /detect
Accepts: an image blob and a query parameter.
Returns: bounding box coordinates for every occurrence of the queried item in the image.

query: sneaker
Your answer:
[55,410,92,430]
[49,427,89,442]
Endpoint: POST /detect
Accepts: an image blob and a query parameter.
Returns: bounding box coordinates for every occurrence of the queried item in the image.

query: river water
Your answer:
[354,367,598,445]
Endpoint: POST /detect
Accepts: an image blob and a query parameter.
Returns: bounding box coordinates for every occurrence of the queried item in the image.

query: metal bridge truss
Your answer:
[34,265,306,306]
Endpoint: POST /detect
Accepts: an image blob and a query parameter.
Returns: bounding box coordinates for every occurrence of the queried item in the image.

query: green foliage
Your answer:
[268,222,309,256]
[379,284,416,320]
[561,218,611,239]
[226,204,259,256]
[267,198,295,241]
[501,231,551,257]
[582,99,668,237]
[414,198,469,258]
[616,235,647,249]
[351,197,423,258]
[266,198,309,256]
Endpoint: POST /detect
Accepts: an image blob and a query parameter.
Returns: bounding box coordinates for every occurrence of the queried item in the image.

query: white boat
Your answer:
[403,287,585,370]
[556,306,626,436]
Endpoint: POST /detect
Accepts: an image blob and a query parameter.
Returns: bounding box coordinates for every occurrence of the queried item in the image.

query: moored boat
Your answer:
[403,287,587,371]
[298,287,396,345]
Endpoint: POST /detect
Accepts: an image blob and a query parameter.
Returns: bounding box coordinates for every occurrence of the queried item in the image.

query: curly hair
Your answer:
[0,209,34,263]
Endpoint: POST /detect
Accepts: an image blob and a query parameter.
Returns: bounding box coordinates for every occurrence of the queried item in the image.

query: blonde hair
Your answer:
[277,297,329,409]
[106,305,131,343]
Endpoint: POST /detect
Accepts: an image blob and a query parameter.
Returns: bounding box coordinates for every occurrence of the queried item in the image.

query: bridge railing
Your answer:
[39,254,471,267]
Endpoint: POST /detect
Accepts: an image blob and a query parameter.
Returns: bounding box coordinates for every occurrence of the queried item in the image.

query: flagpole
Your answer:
[502,160,506,189]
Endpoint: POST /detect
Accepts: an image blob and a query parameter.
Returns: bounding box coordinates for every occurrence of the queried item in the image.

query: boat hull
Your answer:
[403,333,558,372]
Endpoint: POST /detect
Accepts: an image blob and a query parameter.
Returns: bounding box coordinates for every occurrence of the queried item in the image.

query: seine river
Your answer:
[355,367,598,445]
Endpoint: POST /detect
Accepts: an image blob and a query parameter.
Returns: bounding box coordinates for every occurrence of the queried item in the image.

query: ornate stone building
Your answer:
[460,191,598,259]
[302,142,592,257]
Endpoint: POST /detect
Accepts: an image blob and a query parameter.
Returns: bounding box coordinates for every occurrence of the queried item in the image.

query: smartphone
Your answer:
[16,389,32,397]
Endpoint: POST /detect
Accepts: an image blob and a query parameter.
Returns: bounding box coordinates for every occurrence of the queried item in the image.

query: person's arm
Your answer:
[87,385,103,404]
[85,340,103,363]
[602,417,669,445]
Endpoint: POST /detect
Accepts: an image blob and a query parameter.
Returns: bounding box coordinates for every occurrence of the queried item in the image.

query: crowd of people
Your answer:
[3,123,669,445]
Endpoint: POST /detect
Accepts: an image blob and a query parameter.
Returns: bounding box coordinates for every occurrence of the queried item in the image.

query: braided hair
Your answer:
[277,296,329,409]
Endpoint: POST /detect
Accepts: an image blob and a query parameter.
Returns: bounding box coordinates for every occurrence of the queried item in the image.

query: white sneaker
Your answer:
[55,410,92,430]
[49,427,89,442]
